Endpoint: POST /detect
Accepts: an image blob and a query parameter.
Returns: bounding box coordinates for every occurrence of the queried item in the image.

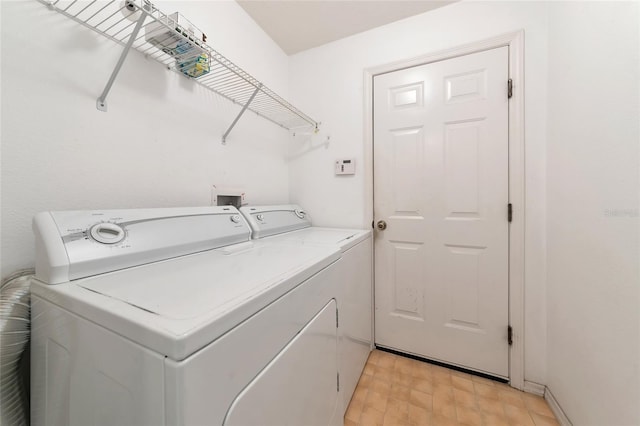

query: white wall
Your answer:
[289,0,550,385]
[1,0,291,278]
[545,2,640,425]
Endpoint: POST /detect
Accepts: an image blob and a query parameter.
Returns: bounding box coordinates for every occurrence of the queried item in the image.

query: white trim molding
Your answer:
[545,388,573,426]
[524,381,546,397]
[363,30,526,389]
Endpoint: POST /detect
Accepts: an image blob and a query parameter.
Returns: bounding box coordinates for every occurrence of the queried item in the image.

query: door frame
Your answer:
[363,30,525,390]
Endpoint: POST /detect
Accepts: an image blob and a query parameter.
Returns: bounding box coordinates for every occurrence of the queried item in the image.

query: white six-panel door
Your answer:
[373,47,510,377]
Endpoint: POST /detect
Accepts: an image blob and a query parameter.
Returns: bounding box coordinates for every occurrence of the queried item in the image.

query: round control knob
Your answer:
[256,214,265,222]
[90,223,125,244]
[230,215,241,224]
[294,209,306,219]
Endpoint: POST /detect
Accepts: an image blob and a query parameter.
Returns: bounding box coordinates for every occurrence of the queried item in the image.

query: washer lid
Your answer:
[32,241,340,360]
[77,243,330,320]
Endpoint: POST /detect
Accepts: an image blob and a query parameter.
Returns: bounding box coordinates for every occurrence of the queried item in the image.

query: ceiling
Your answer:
[236,1,457,55]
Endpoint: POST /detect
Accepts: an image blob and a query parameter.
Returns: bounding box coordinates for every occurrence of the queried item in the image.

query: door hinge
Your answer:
[508,203,513,222]
[508,325,513,346]
[508,79,513,99]
[337,372,340,392]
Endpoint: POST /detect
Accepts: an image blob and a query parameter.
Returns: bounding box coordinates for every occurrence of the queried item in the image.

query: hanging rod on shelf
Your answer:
[40,0,320,142]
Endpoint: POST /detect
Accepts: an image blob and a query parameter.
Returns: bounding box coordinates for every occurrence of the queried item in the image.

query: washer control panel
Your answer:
[33,206,251,284]
[239,205,311,239]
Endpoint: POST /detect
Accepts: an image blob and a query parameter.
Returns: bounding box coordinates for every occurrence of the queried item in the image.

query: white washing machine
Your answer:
[30,206,344,426]
[239,205,372,413]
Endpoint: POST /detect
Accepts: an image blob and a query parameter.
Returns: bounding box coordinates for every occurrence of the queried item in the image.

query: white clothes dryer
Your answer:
[240,205,373,413]
[31,206,343,426]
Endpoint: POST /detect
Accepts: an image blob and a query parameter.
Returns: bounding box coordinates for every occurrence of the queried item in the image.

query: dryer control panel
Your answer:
[240,205,311,239]
[33,206,251,284]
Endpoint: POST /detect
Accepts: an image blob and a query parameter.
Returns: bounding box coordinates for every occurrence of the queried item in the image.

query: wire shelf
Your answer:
[40,0,319,134]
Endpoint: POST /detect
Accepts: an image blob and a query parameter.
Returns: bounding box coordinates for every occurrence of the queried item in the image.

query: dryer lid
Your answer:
[269,227,371,251]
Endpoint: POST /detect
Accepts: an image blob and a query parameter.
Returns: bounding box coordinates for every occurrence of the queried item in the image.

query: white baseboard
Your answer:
[544,387,573,426]
[523,380,545,396]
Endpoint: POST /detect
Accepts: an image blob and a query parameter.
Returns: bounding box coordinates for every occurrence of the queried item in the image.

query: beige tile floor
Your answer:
[345,349,559,426]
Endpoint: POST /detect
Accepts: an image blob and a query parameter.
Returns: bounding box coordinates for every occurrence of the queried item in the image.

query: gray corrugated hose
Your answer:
[1,269,33,426]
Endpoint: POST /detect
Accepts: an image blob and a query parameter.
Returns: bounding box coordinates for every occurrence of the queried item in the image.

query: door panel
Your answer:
[391,242,424,318]
[373,47,509,377]
[391,127,424,213]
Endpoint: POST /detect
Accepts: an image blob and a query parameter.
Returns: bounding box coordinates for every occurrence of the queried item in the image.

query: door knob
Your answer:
[376,220,387,231]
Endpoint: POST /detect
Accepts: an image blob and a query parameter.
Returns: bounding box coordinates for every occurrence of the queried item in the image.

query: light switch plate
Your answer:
[335,158,355,175]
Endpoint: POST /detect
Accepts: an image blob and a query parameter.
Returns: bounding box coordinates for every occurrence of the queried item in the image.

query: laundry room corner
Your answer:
[0,0,293,278]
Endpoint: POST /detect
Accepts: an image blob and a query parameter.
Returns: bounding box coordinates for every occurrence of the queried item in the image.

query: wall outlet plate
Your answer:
[211,185,246,207]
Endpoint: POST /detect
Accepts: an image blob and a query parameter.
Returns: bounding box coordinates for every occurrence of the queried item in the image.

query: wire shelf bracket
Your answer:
[40,0,320,141]
[96,3,147,111]
[222,84,261,145]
